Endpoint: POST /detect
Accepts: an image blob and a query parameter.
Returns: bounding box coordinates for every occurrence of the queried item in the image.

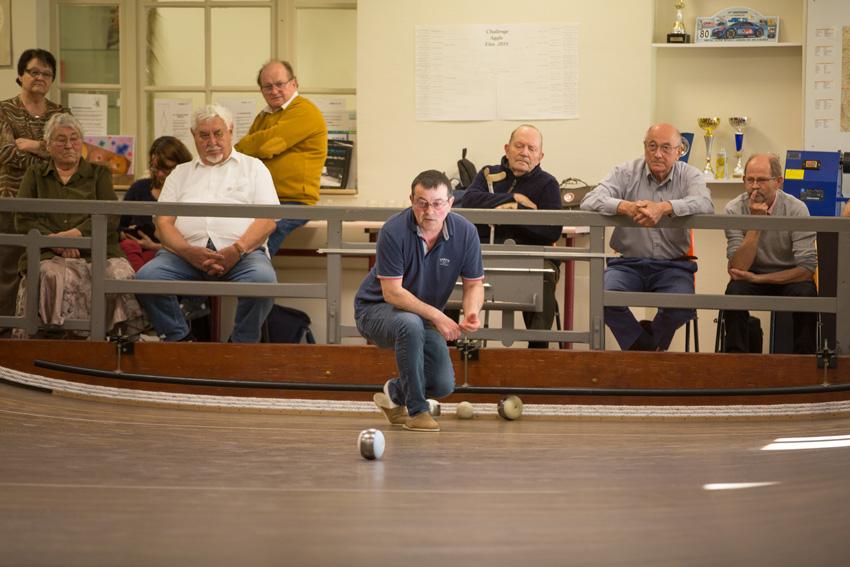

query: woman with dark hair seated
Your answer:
[118,136,193,271]
[0,48,66,336]
[13,113,143,337]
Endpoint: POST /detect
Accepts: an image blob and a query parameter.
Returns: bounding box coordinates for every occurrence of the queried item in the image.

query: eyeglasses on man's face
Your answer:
[260,78,293,93]
[196,130,228,142]
[743,176,776,186]
[413,198,449,211]
[643,141,681,156]
[25,68,54,80]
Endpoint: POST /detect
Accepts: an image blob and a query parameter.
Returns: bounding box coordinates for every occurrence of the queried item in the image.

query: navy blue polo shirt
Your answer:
[354,208,484,316]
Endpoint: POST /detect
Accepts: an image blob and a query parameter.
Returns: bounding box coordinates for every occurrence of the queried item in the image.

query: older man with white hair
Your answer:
[135,104,279,342]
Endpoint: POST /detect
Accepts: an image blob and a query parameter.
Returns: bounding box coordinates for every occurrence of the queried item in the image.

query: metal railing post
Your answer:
[89,214,107,340]
[836,229,850,355]
[326,216,343,344]
[588,225,606,350]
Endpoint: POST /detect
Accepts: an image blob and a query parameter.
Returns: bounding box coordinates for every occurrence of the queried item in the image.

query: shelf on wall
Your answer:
[651,42,802,49]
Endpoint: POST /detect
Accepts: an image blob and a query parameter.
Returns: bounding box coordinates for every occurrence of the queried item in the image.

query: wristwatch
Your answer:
[233,242,249,258]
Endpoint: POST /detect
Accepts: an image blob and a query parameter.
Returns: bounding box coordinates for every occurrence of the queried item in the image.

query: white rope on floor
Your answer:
[2,364,850,419]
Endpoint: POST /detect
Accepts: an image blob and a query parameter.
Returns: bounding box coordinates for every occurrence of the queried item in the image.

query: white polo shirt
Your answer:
[158,150,280,253]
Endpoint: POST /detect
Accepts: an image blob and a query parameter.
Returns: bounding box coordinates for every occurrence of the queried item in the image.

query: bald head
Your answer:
[505,124,544,176]
[645,123,682,146]
[644,123,684,181]
[509,124,543,149]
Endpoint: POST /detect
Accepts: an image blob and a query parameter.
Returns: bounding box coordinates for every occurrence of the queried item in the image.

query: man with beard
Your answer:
[135,104,279,343]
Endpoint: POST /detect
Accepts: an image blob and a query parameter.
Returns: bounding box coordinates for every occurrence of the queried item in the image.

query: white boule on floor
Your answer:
[358,428,385,460]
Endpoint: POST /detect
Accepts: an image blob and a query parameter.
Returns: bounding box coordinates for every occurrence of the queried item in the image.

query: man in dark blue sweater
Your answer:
[460,125,563,348]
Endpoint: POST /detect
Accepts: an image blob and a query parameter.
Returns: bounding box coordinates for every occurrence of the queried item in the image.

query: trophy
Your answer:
[728,116,749,178]
[697,117,720,179]
[667,1,690,43]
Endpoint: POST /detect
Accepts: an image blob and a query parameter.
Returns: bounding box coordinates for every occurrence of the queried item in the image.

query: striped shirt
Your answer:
[0,95,66,198]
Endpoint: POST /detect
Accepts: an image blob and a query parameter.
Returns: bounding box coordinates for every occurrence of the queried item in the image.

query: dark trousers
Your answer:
[603,257,697,351]
[723,279,817,354]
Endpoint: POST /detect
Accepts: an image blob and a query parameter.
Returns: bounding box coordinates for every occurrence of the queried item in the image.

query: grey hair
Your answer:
[43,113,83,142]
[191,104,233,132]
[744,153,783,179]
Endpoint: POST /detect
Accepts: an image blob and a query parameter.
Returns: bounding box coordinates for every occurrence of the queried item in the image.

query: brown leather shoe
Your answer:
[403,411,440,432]
[373,392,408,425]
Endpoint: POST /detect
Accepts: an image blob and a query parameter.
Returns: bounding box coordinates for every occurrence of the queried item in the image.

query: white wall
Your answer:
[0,0,48,101]
[354,0,655,204]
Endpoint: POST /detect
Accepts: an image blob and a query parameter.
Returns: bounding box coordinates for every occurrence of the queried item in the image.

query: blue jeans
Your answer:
[136,248,276,342]
[267,202,309,256]
[604,257,697,351]
[355,302,455,416]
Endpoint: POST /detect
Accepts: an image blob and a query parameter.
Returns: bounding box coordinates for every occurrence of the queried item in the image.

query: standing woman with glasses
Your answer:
[0,49,67,337]
[118,136,193,271]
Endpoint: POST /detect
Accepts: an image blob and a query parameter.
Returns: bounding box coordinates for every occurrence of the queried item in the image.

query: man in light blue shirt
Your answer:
[581,123,714,351]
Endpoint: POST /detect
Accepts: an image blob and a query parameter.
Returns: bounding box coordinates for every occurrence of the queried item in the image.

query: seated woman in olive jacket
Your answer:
[14,113,142,337]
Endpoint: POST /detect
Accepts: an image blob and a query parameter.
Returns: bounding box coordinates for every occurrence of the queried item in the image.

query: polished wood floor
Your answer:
[1,381,849,566]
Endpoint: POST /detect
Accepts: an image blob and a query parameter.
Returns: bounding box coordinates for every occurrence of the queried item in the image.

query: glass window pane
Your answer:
[59,5,120,84]
[211,8,271,86]
[60,90,121,135]
[146,8,205,86]
[295,8,356,90]
[211,91,267,141]
[310,94,357,135]
[146,92,206,158]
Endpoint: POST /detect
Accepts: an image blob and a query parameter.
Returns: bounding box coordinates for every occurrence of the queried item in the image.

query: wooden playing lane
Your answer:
[1,381,849,566]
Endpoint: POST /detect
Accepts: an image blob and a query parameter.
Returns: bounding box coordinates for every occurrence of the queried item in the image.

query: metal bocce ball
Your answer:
[498,395,524,420]
[427,398,441,416]
[358,428,385,460]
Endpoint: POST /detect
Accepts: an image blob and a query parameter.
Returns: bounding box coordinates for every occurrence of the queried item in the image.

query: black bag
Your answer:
[262,305,316,344]
[559,177,597,208]
[457,148,476,189]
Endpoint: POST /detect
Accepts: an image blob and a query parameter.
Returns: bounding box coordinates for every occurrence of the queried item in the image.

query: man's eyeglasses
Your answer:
[197,130,228,142]
[644,142,681,156]
[413,198,449,211]
[743,176,776,185]
[25,68,54,80]
[260,78,293,93]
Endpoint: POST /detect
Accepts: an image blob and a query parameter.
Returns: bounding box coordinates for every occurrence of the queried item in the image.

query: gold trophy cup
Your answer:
[728,116,749,178]
[667,1,690,43]
[697,117,720,179]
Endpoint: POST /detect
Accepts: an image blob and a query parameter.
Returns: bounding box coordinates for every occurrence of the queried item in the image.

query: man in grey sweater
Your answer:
[723,153,818,353]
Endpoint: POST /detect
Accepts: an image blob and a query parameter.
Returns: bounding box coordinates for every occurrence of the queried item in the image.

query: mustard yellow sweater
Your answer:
[235,96,328,205]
